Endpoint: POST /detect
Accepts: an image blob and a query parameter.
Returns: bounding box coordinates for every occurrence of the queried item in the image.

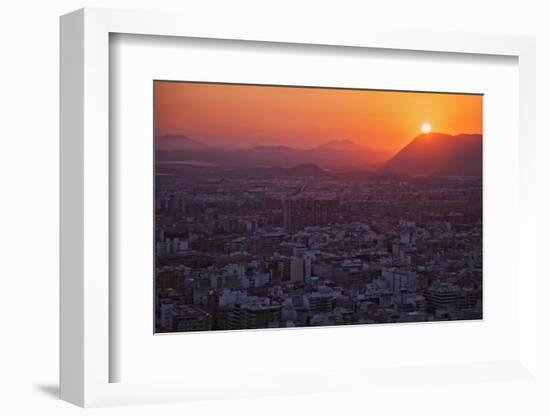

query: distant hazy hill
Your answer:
[315,139,367,151]
[156,134,210,151]
[285,163,328,177]
[380,133,482,176]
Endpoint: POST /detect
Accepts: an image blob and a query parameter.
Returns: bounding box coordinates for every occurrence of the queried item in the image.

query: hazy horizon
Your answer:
[156,133,401,152]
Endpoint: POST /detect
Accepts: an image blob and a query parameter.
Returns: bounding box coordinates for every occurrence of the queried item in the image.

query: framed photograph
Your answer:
[60,8,538,408]
[153,80,484,334]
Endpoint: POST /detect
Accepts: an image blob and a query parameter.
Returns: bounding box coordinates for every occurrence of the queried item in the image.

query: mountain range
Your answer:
[156,132,482,177]
[156,135,393,170]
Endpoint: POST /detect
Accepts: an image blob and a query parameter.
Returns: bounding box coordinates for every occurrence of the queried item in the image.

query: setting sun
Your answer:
[421,122,432,134]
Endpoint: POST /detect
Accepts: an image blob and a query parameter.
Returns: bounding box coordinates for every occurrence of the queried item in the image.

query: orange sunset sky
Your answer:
[154,81,483,151]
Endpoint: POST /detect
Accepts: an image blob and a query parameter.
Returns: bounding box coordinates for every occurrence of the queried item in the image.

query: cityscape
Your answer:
[154,81,483,333]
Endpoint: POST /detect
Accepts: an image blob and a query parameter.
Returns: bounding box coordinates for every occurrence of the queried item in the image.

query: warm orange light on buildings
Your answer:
[154,81,482,151]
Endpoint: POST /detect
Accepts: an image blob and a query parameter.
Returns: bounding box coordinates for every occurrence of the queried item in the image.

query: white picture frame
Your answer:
[60,7,538,408]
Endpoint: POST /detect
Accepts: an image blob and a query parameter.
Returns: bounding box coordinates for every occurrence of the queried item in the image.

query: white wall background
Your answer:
[0,1,548,415]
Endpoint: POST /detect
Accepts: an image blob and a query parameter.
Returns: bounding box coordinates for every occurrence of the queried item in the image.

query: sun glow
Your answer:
[421,122,432,134]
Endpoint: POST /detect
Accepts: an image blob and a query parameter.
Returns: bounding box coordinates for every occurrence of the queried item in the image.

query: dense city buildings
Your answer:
[154,165,482,333]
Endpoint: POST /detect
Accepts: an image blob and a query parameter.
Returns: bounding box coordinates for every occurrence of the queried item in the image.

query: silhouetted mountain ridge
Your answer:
[380,132,482,176]
[156,134,210,151]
